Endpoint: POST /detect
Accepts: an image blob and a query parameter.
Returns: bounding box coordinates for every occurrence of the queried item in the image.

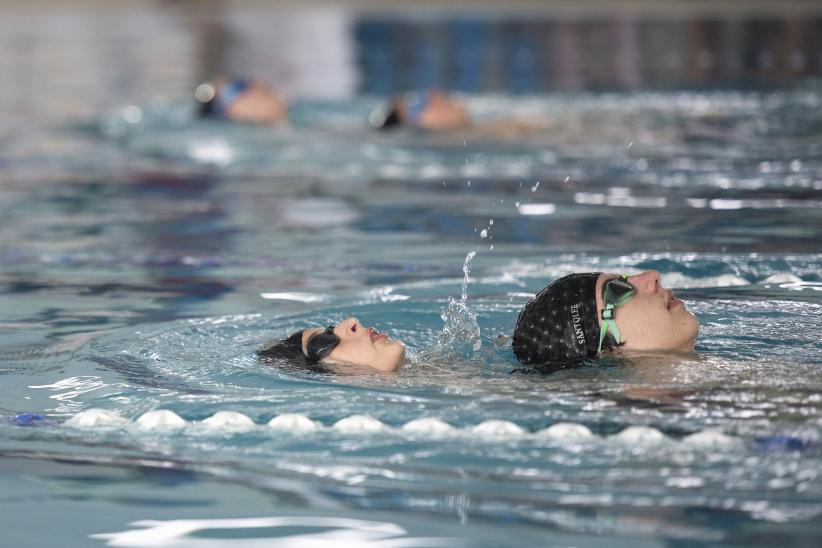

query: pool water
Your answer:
[2,9,822,548]
[2,86,820,546]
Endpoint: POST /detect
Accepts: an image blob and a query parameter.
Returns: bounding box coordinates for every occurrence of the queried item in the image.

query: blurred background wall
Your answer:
[1,0,821,128]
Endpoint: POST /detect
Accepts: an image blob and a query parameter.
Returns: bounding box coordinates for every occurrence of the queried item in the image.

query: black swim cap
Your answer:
[512,272,602,366]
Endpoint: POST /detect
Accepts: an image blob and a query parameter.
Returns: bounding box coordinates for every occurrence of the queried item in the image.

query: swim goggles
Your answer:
[305,325,340,362]
[598,275,636,352]
[404,91,430,124]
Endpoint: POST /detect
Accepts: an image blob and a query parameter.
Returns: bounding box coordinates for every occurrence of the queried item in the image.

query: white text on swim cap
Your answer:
[570,303,585,346]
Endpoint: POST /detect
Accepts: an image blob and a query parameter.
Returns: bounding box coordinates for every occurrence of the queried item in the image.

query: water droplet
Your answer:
[480,229,488,238]
[531,181,540,192]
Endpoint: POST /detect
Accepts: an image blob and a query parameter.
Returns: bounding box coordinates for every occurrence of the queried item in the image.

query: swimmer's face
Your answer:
[419,91,469,130]
[595,271,699,352]
[400,90,469,131]
[226,80,286,125]
[302,317,406,373]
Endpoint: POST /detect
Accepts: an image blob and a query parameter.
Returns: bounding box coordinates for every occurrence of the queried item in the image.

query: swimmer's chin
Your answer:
[322,359,403,376]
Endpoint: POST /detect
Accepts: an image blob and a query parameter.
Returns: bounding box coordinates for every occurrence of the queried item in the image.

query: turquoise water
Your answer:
[1,86,820,546]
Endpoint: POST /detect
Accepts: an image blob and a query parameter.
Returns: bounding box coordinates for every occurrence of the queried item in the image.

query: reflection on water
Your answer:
[92,516,459,547]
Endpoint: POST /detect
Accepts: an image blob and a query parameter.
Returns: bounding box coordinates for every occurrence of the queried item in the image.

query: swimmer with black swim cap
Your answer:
[195,78,287,125]
[512,271,699,368]
[258,317,406,373]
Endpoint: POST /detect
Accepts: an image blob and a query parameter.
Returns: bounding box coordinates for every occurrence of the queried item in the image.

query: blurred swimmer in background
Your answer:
[195,78,288,125]
[371,89,470,132]
[371,88,556,138]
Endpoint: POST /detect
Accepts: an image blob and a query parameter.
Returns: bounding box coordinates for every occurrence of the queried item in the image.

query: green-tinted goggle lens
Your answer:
[598,276,636,352]
[604,277,635,305]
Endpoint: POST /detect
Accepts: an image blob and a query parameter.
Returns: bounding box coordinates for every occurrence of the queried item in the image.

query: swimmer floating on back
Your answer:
[371,88,556,138]
[258,270,697,374]
[258,317,406,374]
[195,78,287,125]
[512,270,699,368]
[371,89,470,131]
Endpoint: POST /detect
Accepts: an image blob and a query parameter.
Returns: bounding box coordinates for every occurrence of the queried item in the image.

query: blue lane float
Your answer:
[0,413,49,427]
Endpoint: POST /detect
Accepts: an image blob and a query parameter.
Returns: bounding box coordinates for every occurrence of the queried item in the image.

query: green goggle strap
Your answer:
[598,304,621,352]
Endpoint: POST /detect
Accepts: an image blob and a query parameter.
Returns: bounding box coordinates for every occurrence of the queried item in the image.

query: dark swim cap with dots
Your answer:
[512,272,602,366]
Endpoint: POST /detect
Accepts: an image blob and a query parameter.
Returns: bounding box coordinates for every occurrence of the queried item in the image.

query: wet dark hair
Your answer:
[256,330,336,373]
[257,331,306,362]
[198,95,217,118]
[372,99,403,130]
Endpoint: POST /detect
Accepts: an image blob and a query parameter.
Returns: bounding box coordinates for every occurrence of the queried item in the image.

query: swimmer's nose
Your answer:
[340,317,364,338]
[629,270,661,293]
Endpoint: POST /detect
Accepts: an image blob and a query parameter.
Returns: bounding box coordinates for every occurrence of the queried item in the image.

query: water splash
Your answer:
[438,251,481,350]
[461,250,476,301]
